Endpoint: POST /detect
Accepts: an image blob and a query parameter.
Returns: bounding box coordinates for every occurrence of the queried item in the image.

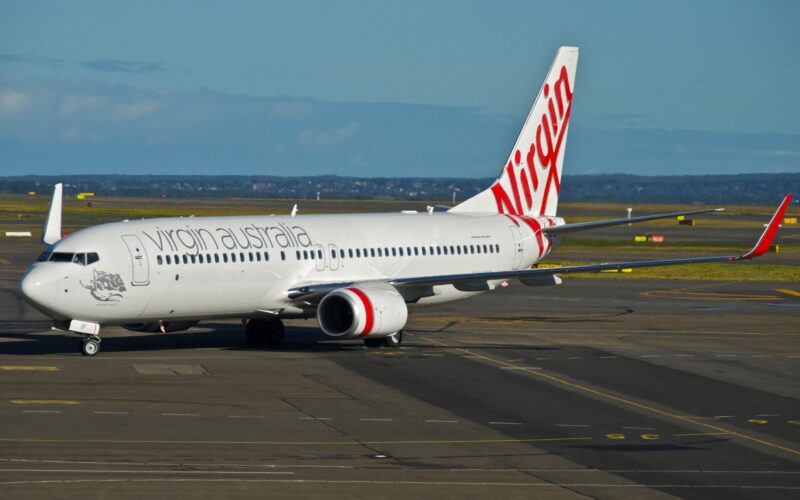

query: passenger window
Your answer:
[339,249,345,259]
[232,253,237,263]
[421,247,426,256]
[456,246,461,255]
[264,251,269,261]
[198,254,204,264]
[249,252,254,262]
[280,251,285,261]
[190,254,196,264]
[303,250,308,260]
[495,244,500,253]
[240,252,245,262]
[391,248,397,257]
[296,250,301,260]
[348,249,353,258]
[356,249,361,258]
[157,255,163,265]
[317,249,323,259]
[256,252,261,262]
[399,248,404,257]
[414,247,419,256]
[166,255,172,265]
[223,253,228,263]
[182,255,189,264]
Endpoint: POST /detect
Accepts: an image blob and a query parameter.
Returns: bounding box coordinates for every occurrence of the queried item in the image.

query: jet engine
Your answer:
[122,321,198,333]
[317,284,407,339]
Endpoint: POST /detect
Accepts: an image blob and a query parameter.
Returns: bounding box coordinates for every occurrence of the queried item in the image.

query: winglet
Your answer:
[42,183,63,245]
[742,193,793,259]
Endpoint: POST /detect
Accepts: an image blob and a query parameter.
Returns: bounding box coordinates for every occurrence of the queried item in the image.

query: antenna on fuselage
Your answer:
[42,183,63,245]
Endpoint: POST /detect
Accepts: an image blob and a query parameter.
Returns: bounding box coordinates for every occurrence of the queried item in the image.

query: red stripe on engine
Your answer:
[347,287,374,336]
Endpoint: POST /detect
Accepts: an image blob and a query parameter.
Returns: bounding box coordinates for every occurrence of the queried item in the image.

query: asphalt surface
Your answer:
[1,222,799,499]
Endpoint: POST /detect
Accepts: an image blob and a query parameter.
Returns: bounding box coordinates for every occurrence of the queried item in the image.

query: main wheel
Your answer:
[80,338,100,356]
[245,319,267,346]
[363,338,383,348]
[382,330,403,348]
[264,319,285,346]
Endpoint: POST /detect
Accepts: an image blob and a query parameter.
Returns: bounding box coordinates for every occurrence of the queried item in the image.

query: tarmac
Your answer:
[1,214,799,499]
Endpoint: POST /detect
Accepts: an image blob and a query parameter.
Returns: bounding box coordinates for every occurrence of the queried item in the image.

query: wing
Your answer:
[287,194,792,300]
[543,207,724,235]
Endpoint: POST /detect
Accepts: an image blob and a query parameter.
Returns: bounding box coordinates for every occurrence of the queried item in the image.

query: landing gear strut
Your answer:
[245,318,285,347]
[80,335,101,356]
[363,330,403,349]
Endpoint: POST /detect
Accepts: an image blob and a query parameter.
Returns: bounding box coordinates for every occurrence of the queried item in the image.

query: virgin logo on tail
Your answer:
[490,65,573,216]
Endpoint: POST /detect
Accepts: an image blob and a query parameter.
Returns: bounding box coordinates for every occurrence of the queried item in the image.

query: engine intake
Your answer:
[317,284,407,339]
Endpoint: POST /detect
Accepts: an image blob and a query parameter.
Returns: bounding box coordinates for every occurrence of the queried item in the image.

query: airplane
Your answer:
[17,46,793,356]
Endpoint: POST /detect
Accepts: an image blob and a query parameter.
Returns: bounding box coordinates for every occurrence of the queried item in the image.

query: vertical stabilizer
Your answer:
[42,183,63,245]
[450,46,578,217]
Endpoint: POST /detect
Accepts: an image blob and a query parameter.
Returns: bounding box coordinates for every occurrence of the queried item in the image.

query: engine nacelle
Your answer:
[122,320,198,333]
[317,284,408,339]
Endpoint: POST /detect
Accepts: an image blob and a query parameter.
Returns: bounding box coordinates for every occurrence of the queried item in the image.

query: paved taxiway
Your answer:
[2,226,800,499]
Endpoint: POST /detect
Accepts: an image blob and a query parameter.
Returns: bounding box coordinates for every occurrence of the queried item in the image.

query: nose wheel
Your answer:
[80,336,101,356]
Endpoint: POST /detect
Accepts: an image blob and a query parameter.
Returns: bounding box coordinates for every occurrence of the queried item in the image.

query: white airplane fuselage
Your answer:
[21,211,562,325]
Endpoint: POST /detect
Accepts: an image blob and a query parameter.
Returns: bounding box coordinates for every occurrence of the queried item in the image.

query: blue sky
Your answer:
[1,0,798,177]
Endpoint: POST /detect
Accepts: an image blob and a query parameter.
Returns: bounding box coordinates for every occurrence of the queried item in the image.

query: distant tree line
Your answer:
[0,173,797,205]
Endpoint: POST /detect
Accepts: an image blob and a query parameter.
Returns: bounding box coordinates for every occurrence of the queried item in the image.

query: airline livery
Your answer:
[18,47,792,356]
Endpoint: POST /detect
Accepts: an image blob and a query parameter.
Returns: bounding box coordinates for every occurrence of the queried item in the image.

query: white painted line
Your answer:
[567,356,582,360]
[715,354,737,357]
[751,355,772,358]
[641,355,659,358]
[507,359,523,362]
[360,418,393,422]
[228,415,265,419]
[22,410,61,414]
[425,419,458,424]
[298,417,331,421]
[489,421,523,426]
[713,415,735,419]
[622,426,656,431]
[598,356,617,359]
[675,354,695,357]
[500,366,541,370]
[755,414,778,417]
[555,424,589,428]
[161,413,198,417]
[535,357,551,360]
[422,354,443,357]
[93,411,128,415]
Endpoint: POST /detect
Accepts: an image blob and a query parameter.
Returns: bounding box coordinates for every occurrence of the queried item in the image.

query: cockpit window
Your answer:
[42,252,100,265]
[49,252,74,262]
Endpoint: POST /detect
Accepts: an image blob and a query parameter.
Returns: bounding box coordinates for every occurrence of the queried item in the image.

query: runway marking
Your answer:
[11,400,78,405]
[641,434,660,440]
[674,354,695,357]
[425,420,458,424]
[599,356,617,359]
[500,366,541,370]
[0,468,294,476]
[161,413,198,417]
[751,355,773,358]
[0,436,593,446]
[641,355,659,358]
[674,432,731,437]
[605,434,625,440]
[420,336,800,458]
[299,417,330,421]
[715,354,737,357]
[360,418,393,422]
[567,356,582,360]
[776,288,800,298]
[0,478,799,489]
[489,421,523,426]
[755,414,778,417]
[0,365,59,371]
[93,411,128,415]
[228,415,265,419]
[747,419,768,425]
[22,410,61,414]
[713,416,735,419]
[641,286,780,302]
[556,424,589,428]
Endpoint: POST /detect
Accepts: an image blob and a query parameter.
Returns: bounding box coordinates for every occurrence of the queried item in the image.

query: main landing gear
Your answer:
[363,330,403,349]
[245,318,285,347]
[80,335,101,356]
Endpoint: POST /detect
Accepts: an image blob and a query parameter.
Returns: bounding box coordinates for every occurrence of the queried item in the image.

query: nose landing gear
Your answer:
[80,335,101,356]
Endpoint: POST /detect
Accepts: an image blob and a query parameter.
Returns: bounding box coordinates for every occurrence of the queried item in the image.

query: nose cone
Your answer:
[18,267,57,316]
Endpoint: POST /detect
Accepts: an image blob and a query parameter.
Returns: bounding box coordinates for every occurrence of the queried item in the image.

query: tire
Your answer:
[363,338,384,348]
[382,330,403,348]
[81,338,100,356]
[264,319,285,346]
[245,319,267,346]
